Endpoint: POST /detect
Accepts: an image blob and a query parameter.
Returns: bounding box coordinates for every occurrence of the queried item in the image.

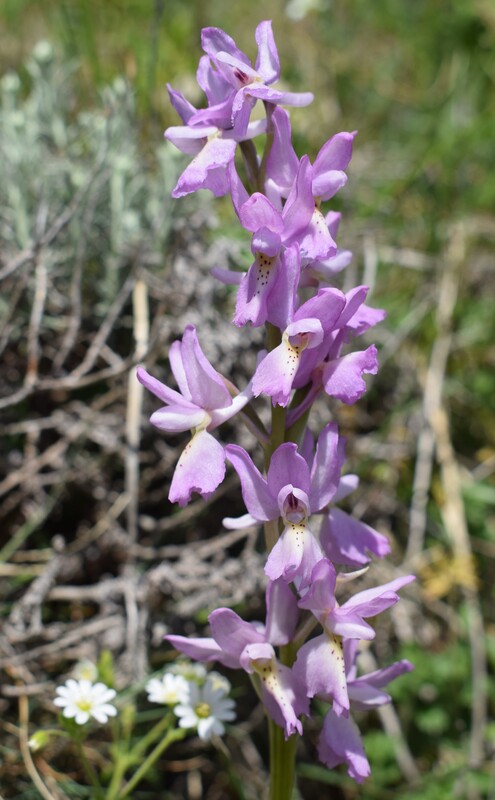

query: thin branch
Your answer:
[18,693,68,800]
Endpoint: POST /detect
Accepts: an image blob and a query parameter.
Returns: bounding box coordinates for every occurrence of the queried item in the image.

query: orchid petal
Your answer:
[318,708,370,782]
[150,405,207,433]
[351,659,414,699]
[222,512,259,530]
[265,578,299,645]
[225,444,279,521]
[209,381,254,428]
[172,137,237,198]
[265,244,301,329]
[166,84,197,124]
[180,325,232,410]
[299,206,337,262]
[342,575,415,616]
[165,123,212,150]
[309,423,341,511]
[166,635,240,669]
[239,193,284,234]
[211,267,243,285]
[254,20,279,83]
[136,366,196,408]
[346,303,387,337]
[294,287,346,331]
[333,474,359,502]
[307,250,353,282]
[188,95,236,129]
[313,131,357,201]
[209,608,265,661]
[293,633,349,716]
[233,253,281,328]
[298,559,337,615]
[215,52,259,87]
[320,507,391,567]
[329,609,376,640]
[246,649,307,738]
[322,345,378,404]
[337,285,369,328]
[169,430,225,506]
[267,442,311,497]
[251,342,300,407]
[196,55,232,105]
[168,338,191,400]
[265,523,323,587]
[246,85,314,108]
[201,27,250,65]
[282,156,315,242]
[252,226,283,256]
[266,107,298,196]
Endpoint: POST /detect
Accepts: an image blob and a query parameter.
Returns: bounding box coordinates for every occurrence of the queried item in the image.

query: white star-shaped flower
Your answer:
[53,679,117,725]
[173,676,236,741]
[145,673,190,706]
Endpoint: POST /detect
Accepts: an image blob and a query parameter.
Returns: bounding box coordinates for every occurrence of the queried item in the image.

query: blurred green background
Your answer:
[1,0,494,798]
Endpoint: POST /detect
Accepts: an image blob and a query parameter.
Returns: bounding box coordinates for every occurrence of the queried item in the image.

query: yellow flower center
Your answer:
[76,698,93,713]
[195,702,211,719]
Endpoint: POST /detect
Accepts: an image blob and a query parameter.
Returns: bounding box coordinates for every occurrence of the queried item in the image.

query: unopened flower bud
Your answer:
[28,730,51,752]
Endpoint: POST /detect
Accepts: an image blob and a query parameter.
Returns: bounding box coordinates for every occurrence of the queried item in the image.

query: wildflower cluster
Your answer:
[139,20,414,786]
[52,662,235,745]
[42,659,237,797]
[146,665,236,741]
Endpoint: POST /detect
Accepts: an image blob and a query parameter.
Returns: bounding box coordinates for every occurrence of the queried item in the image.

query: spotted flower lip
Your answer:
[251,287,347,406]
[53,679,117,725]
[293,560,414,716]
[226,424,342,586]
[227,156,332,329]
[317,640,414,782]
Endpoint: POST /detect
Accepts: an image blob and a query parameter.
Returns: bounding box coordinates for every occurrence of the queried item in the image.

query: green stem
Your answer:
[271,403,286,448]
[106,713,174,800]
[269,719,298,800]
[263,518,280,553]
[118,727,187,799]
[258,101,275,192]
[239,139,260,190]
[240,404,270,445]
[105,754,128,800]
[285,406,311,447]
[129,711,173,760]
[292,613,318,651]
[75,739,104,800]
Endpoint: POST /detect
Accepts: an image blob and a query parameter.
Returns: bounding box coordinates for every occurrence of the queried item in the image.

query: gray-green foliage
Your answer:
[0,40,183,310]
